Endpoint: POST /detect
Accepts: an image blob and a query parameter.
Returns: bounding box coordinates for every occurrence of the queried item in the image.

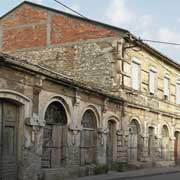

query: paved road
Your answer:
[124,172,180,180]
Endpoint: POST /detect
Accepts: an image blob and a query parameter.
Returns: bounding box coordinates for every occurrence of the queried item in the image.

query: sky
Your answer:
[1,0,180,63]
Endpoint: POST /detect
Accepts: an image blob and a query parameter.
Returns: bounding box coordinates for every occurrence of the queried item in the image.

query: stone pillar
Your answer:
[170,137,176,162]
[117,129,127,162]
[97,128,107,165]
[24,114,45,180]
[68,90,82,166]
[140,133,149,162]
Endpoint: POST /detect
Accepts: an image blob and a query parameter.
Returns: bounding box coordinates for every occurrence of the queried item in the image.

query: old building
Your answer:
[0,1,180,180]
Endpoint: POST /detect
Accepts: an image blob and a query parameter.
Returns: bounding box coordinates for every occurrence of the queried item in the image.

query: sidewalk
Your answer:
[67,167,180,180]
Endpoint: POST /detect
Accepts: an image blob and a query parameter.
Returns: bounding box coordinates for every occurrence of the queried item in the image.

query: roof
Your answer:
[0,52,123,103]
[1,1,180,72]
[0,1,129,34]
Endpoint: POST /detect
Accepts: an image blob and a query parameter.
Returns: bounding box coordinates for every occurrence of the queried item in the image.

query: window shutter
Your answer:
[149,71,155,94]
[132,62,140,90]
[164,77,169,96]
[176,83,180,104]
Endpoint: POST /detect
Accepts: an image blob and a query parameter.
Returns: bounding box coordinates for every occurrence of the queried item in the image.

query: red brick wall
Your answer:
[51,14,116,44]
[2,25,47,50]
[0,3,116,52]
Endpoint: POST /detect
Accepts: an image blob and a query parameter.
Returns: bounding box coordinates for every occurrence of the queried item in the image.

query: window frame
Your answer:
[131,58,141,91]
[164,74,170,101]
[149,67,157,95]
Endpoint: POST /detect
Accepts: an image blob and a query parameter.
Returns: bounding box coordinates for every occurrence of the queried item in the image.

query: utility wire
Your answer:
[54,0,88,19]
[54,0,180,47]
[140,38,180,46]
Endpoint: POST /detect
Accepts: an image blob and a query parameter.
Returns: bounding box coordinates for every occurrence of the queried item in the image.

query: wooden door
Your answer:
[0,100,18,180]
[107,121,116,168]
[80,128,97,165]
[128,133,138,161]
[174,132,179,164]
[161,137,169,160]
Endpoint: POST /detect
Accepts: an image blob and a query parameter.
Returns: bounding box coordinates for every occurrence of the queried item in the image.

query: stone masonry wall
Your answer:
[11,38,117,91]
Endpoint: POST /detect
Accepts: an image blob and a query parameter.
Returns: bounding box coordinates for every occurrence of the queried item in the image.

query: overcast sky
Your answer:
[1,0,180,63]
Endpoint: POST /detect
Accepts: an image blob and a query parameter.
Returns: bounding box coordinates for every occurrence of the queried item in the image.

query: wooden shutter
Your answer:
[149,71,155,94]
[132,62,140,90]
[176,83,180,104]
[164,77,169,96]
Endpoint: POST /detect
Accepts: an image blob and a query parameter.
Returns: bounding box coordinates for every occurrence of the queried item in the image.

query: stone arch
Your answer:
[128,117,142,162]
[159,122,171,137]
[104,114,120,130]
[80,108,99,165]
[161,124,170,161]
[41,97,69,168]
[80,104,100,129]
[0,90,32,180]
[42,96,72,126]
[129,116,142,134]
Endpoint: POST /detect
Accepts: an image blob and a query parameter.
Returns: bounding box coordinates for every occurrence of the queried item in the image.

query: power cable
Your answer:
[54,0,180,47]
[53,0,180,77]
[54,0,88,19]
[140,38,180,46]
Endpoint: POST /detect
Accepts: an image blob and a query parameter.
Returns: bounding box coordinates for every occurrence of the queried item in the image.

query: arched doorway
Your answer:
[0,99,19,180]
[174,131,180,164]
[148,127,155,158]
[161,125,170,160]
[106,120,117,168]
[128,119,141,161]
[80,110,98,165]
[41,101,68,168]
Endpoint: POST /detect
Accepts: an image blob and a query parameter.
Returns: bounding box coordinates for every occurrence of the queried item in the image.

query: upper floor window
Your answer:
[164,76,170,100]
[149,68,156,95]
[132,60,140,90]
[176,79,180,105]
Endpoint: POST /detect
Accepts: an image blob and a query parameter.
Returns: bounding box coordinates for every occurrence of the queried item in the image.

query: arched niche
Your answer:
[41,100,68,168]
[161,125,170,161]
[128,119,141,162]
[80,109,98,165]
[106,119,117,168]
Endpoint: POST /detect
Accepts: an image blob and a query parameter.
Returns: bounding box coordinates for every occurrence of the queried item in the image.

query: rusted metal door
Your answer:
[0,100,18,180]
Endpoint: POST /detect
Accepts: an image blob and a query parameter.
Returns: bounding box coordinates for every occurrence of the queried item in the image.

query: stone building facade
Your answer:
[0,1,180,180]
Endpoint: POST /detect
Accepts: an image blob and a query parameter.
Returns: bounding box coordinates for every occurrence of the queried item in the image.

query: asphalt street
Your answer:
[124,172,180,180]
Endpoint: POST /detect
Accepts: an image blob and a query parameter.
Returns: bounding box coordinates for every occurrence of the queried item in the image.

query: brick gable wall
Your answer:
[0,4,116,51]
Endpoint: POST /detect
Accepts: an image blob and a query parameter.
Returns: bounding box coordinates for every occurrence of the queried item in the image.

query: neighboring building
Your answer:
[0,1,180,180]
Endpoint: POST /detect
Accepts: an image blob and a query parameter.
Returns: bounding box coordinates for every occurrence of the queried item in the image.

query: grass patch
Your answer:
[111,162,128,172]
[94,164,109,175]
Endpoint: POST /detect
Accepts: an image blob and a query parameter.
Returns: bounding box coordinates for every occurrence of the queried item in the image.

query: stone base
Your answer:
[154,161,175,167]
[40,165,96,180]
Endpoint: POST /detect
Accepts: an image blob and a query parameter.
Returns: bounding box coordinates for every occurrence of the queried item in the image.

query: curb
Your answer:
[109,170,180,180]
